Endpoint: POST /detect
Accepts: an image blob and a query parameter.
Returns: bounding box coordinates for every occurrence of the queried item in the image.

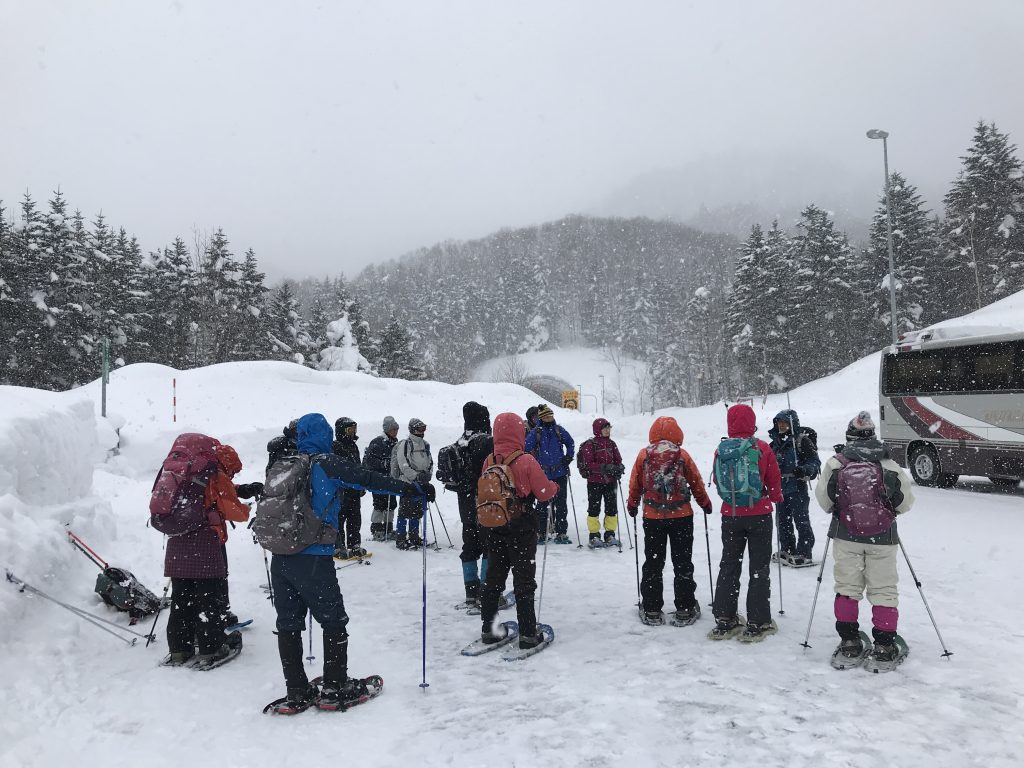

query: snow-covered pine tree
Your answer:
[315,309,373,373]
[145,237,199,368]
[0,199,26,383]
[194,228,245,364]
[944,121,1024,310]
[267,281,312,364]
[374,316,426,380]
[863,172,939,347]
[229,248,271,361]
[306,298,330,366]
[728,224,766,393]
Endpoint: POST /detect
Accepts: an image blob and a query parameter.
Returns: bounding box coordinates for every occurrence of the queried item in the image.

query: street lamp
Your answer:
[598,374,605,415]
[866,128,899,346]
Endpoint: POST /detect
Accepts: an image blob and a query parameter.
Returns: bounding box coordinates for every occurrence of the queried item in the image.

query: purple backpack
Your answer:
[149,433,219,537]
[834,455,896,536]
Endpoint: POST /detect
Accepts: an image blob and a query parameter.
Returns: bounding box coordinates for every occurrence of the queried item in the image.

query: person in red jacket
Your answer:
[709,404,784,642]
[577,417,625,547]
[627,416,712,626]
[479,412,558,650]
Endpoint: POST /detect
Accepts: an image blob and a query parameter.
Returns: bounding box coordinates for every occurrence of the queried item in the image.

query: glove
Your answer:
[235,482,264,500]
[700,502,713,516]
[562,456,573,467]
[605,463,625,478]
[792,466,807,479]
[628,505,639,518]
[424,483,436,503]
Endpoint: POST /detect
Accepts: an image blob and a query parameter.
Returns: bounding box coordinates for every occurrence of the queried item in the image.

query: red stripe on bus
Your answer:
[902,397,982,441]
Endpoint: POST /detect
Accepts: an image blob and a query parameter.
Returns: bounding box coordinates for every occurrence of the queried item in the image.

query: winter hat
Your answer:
[409,417,427,434]
[845,411,876,441]
[525,406,540,426]
[284,419,299,440]
[537,404,555,421]
[382,416,399,433]
[463,401,491,433]
[335,416,357,439]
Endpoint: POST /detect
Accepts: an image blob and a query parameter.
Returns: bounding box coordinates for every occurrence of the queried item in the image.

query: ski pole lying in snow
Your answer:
[566,478,583,549]
[800,537,831,650]
[616,480,634,550]
[5,571,144,646]
[431,501,455,549]
[899,539,953,659]
[145,578,171,648]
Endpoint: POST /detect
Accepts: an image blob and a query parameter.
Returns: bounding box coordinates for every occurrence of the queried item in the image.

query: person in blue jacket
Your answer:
[524,404,575,544]
[768,409,821,566]
[269,413,434,714]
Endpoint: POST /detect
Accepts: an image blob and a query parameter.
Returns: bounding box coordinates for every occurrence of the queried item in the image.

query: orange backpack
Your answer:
[476,451,526,528]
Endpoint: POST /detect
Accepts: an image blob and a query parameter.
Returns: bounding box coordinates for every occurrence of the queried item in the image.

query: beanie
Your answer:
[845,411,876,441]
[382,416,399,433]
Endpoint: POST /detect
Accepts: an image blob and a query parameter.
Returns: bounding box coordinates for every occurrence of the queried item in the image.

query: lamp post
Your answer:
[598,374,605,415]
[866,128,899,346]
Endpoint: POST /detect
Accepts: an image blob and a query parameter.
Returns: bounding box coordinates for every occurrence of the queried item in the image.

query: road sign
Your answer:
[561,390,579,410]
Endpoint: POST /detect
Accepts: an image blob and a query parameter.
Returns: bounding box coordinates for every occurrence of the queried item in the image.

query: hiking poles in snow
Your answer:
[431,501,454,549]
[67,530,108,570]
[419,495,430,689]
[566,478,583,549]
[145,578,171,648]
[775,508,785,616]
[800,536,831,650]
[5,571,144,646]
[306,612,316,665]
[426,502,441,552]
[899,539,953,659]
[262,548,275,607]
[538,524,551,621]
[613,506,623,554]
[702,506,715,606]
[633,515,641,606]
[616,480,634,550]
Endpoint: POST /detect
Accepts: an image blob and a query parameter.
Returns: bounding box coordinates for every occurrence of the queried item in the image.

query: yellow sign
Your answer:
[561,390,579,410]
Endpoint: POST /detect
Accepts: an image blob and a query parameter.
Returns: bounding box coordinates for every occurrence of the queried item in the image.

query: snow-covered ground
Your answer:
[2,303,1024,767]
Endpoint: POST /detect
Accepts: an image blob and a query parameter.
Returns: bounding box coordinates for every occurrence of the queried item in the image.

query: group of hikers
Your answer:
[149,398,915,713]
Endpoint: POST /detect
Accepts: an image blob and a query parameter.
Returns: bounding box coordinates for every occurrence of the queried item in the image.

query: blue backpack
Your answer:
[713,438,763,507]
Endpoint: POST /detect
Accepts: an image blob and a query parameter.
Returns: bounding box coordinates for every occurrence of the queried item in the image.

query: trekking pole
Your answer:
[66,530,108,570]
[5,571,139,646]
[613,506,623,554]
[306,612,315,664]
[800,536,831,650]
[566,478,583,549]
[775,506,785,616]
[702,506,715,605]
[145,578,171,647]
[262,548,275,607]
[616,480,634,550]
[633,515,641,605]
[899,538,953,659]
[427,502,441,552]
[538,523,551,621]
[419,495,430,689]
[431,501,455,548]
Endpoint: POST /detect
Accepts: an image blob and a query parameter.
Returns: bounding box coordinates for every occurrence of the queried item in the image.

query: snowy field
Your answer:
[2,301,1024,767]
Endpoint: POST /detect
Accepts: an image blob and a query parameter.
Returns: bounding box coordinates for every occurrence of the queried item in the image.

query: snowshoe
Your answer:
[737,620,779,643]
[552,534,572,545]
[340,549,371,561]
[782,553,815,568]
[371,531,387,543]
[604,534,621,548]
[770,551,790,564]
[461,621,519,656]
[863,635,909,673]
[502,623,555,661]
[395,535,410,551]
[316,675,384,712]
[225,618,253,632]
[263,683,320,715]
[454,598,481,612]
[459,589,517,615]
[193,631,242,670]
[830,631,873,670]
[587,536,604,549]
[707,615,746,641]
[638,606,665,626]
[668,604,701,627]
[159,650,196,667]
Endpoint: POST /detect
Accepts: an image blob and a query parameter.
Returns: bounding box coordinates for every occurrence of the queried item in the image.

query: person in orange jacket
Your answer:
[208,443,254,631]
[627,416,712,627]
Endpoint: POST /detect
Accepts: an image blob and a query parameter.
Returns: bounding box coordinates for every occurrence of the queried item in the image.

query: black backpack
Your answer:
[436,433,489,492]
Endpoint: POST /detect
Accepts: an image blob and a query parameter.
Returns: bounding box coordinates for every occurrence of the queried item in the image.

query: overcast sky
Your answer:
[3,0,1022,280]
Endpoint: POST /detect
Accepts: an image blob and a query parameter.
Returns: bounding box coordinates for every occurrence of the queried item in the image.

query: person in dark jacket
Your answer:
[332,417,366,558]
[815,411,914,666]
[709,404,784,643]
[266,419,298,473]
[768,409,821,566]
[525,405,541,431]
[524,405,575,544]
[454,402,494,605]
[577,417,625,547]
[269,413,434,713]
[479,413,558,650]
[363,416,400,541]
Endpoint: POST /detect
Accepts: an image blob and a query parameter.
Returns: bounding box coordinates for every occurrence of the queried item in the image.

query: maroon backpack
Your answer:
[149,433,219,537]
[833,455,896,536]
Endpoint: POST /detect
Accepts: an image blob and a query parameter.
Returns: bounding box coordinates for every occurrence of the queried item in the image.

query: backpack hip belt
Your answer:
[645,499,686,512]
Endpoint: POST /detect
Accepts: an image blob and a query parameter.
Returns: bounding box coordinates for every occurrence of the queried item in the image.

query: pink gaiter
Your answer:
[834,595,859,623]
[872,605,899,632]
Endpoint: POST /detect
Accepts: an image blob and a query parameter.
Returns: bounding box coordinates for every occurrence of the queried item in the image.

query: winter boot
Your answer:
[464,580,481,609]
[318,678,370,711]
[738,620,779,643]
[333,546,349,560]
[266,682,319,715]
[670,604,701,626]
[347,546,368,558]
[496,591,510,610]
[640,609,665,626]
[395,533,410,550]
[481,624,509,645]
[370,523,385,542]
[193,630,243,669]
[707,615,745,641]
[604,530,620,547]
[588,533,603,549]
[519,632,544,650]
[408,529,423,548]
[160,649,195,667]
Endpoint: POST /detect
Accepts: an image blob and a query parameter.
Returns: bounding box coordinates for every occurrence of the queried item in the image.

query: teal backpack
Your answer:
[714,438,763,507]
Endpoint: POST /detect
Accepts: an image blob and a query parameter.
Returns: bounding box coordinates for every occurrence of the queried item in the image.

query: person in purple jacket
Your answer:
[576,418,625,547]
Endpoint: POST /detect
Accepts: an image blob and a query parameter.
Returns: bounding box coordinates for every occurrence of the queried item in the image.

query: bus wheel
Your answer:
[909,446,941,486]
[989,476,1022,488]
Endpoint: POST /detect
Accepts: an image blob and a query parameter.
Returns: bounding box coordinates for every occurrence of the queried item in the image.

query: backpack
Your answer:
[149,433,219,537]
[252,454,337,554]
[833,455,896,536]
[575,439,592,478]
[476,451,527,528]
[94,567,162,623]
[641,443,691,511]
[436,433,489,492]
[714,437,763,507]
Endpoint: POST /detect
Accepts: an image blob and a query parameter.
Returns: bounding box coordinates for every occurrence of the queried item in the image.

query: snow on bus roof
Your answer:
[893,289,1024,351]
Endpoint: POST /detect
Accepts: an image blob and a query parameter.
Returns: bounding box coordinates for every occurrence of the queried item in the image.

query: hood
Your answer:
[648,416,683,445]
[493,412,526,457]
[841,437,887,462]
[463,401,492,433]
[727,404,757,438]
[283,420,298,440]
[769,409,800,440]
[592,417,611,437]
[296,413,334,455]
[215,444,242,477]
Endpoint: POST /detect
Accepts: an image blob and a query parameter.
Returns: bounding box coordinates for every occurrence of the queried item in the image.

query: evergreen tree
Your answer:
[146,237,199,368]
[230,249,272,361]
[944,121,1024,311]
[195,228,243,364]
[374,316,425,380]
[267,282,312,364]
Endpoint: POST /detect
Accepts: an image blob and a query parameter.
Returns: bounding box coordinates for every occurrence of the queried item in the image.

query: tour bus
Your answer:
[879,328,1024,488]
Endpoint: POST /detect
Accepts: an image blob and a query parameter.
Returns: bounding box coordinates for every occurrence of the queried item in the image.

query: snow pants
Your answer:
[536,476,569,536]
[336,490,362,550]
[370,494,397,535]
[712,513,773,627]
[832,538,900,642]
[777,484,814,559]
[458,490,485,563]
[481,516,538,639]
[640,516,696,612]
[586,482,618,535]
[166,577,229,655]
